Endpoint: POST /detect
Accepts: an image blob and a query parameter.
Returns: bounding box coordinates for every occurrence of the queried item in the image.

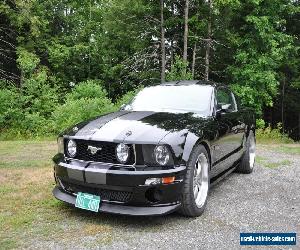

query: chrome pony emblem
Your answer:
[87,145,102,155]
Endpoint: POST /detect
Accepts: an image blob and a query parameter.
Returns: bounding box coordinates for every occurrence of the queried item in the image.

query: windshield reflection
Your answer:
[124,84,213,116]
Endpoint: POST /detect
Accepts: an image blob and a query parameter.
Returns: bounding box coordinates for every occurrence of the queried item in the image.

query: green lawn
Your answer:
[0,141,113,249]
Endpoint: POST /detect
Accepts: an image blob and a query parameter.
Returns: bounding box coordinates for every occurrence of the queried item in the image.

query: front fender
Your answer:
[160,130,212,166]
[182,133,212,164]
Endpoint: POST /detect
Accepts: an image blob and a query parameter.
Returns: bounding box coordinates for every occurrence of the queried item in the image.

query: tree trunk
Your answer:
[204,0,212,81]
[160,0,166,83]
[281,76,286,132]
[171,39,174,66]
[192,42,197,78]
[88,0,92,78]
[183,0,189,63]
[299,113,300,139]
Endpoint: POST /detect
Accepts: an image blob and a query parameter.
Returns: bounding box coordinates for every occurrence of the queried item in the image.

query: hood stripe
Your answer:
[75,111,131,137]
[91,111,155,142]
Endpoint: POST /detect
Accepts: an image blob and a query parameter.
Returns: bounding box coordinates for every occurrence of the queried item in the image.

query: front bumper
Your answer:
[53,154,186,216]
[53,187,181,216]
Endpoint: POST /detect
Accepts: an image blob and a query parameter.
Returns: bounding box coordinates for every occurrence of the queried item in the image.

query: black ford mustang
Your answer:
[53,80,256,217]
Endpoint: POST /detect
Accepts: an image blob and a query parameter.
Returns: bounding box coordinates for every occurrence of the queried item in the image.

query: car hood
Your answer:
[64,111,208,144]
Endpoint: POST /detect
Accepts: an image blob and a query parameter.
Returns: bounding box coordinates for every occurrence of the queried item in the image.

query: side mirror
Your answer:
[120,104,126,111]
[120,104,132,111]
[216,104,231,118]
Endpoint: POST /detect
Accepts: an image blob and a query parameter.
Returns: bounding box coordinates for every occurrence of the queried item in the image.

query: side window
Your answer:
[216,88,237,112]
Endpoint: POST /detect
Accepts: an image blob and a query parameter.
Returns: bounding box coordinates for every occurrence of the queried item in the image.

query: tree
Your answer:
[228,0,296,114]
[204,0,213,80]
[160,0,166,82]
[183,0,189,64]
[0,0,299,139]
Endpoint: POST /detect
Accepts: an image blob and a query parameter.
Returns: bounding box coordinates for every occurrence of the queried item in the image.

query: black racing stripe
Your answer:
[76,111,131,136]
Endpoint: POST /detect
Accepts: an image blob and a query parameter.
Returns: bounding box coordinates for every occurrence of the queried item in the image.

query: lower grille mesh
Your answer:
[61,180,132,203]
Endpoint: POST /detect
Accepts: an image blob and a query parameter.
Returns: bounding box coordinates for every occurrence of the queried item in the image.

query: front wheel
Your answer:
[236,130,256,174]
[179,144,210,217]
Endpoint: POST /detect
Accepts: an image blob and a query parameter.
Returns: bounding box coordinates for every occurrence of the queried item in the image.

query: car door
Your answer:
[212,87,246,173]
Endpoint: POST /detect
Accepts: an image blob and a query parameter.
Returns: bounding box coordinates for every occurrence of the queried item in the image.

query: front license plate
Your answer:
[75,192,101,212]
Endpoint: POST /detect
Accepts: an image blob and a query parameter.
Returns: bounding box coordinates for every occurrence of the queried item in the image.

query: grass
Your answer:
[263,159,292,169]
[255,145,296,168]
[0,140,115,249]
[258,143,300,156]
[0,141,56,169]
[276,145,300,155]
[255,156,266,164]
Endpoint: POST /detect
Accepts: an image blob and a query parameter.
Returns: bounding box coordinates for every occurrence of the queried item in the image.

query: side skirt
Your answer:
[210,161,240,187]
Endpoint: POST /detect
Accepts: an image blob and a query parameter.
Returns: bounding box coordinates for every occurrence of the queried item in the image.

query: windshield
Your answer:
[124,84,213,115]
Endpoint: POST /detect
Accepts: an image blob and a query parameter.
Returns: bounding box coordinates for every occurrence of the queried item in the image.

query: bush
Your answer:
[18,112,50,136]
[256,118,265,129]
[166,55,193,81]
[114,86,143,108]
[256,123,293,143]
[21,69,59,117]
[0,88,23,129]
[51,81,115,133]
[66,80,107,100]
[52,99,115,133]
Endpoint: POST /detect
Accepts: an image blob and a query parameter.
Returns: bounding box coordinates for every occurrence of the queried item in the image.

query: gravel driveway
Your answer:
[33,144,300,250]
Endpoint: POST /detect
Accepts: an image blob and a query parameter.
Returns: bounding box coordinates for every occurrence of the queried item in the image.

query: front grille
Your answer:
[61,180,132,203]
[65,139,135,164]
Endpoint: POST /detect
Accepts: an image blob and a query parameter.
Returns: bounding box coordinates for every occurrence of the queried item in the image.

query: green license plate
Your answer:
[75,192,101,212]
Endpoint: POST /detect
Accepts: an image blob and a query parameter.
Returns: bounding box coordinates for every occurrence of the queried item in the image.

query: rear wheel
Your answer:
[179,145,210,217]
[236,130,256,174]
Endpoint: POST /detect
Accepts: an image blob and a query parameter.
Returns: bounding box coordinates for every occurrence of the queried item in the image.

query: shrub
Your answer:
[166,55,193,81]
[256,123,293,144]
[51,81,115,133]
[18,112,49,136]
[21,69,59,117]
[256,118,265,129]
[0,88,23,129]
[114,86,143,108]
[52,98,115,133]
[66,80,107,100]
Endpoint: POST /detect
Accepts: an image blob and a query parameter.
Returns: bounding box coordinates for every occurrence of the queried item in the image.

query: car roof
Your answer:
[159,80,224,88]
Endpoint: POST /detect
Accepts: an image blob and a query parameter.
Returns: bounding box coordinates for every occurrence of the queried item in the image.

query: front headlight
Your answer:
[116,143,130,164]
[67,139,77,157]
[57,137,64,154]
[154,145,170,166]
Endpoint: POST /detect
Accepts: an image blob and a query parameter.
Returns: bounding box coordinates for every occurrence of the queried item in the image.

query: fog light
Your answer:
[145,178,161,185]
[145,187,162,203]
[162,176,175,184]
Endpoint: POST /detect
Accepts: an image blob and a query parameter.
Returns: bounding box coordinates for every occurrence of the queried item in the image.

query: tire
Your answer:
[236,130,256,174]
[179,144,210,217]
